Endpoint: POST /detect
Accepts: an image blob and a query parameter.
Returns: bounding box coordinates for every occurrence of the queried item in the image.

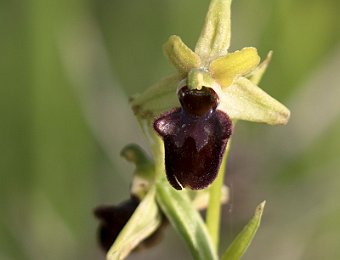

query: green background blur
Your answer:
[1,0,340,259]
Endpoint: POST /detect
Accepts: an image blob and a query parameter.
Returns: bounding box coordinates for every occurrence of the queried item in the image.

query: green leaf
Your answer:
[156,180,218,260]
[107,188,161,260]
[220,77,290,125]
[195,0,232,62]
[221,201,266,260]
[163,35,201,75]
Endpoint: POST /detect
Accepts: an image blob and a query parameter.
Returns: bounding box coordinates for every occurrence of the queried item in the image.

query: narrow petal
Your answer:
[209,47,260,87]
[195,0,232,61]
[247,51,273,85]
[163,35,201,75]
[219,77,290,125]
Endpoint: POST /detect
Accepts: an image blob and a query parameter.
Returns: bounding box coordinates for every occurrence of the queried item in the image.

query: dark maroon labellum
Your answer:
[154,86,232,190]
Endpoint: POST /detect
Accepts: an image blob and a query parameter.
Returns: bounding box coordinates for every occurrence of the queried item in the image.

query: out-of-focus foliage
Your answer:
[0,0,339,259]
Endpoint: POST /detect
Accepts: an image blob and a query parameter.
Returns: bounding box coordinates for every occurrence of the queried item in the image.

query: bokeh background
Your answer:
[1,0,340,259]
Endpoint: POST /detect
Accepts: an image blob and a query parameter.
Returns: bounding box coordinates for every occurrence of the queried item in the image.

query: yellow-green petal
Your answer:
[219,77,290,125]
[195,0,232,62]
[209,47,261,88]
[163,35,201,75]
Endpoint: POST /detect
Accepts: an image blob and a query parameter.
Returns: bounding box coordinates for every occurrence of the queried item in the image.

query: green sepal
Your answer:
[195,0,232,62]
[220,77,290,125]
[156,179,218,260]
[106,188,161,260]
[130,74,180,119]
[221,201,266,260]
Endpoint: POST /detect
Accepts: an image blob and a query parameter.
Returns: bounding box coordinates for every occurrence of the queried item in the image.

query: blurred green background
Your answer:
[1,0,340,259]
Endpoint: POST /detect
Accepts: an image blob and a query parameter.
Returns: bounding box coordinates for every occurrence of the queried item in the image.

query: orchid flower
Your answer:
[131,0,289,190]
[95,0,290,259]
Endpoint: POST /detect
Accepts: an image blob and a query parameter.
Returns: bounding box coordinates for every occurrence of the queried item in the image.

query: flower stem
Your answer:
[206,140,232,249]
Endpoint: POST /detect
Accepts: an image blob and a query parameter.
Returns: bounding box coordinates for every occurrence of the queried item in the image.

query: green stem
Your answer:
[206,140,232,249]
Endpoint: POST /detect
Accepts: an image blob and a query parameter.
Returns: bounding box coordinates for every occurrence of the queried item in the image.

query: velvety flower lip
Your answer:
[154,86,232,190]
